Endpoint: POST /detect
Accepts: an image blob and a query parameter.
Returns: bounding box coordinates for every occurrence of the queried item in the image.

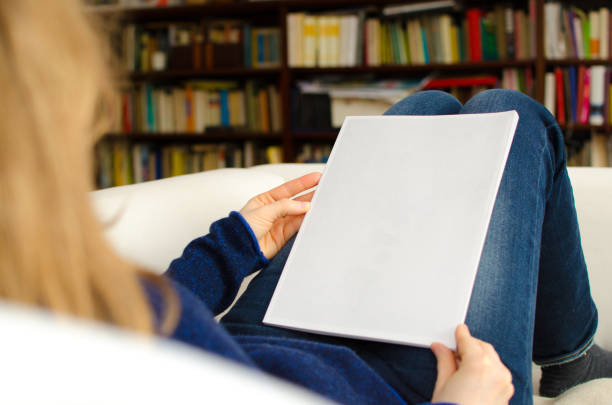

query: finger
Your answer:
[455,324,482,359]
[255,198,311,223]
[431,342,457,395]
[294,190,315,203]
[282,214,305,239]
[256,172,322,203]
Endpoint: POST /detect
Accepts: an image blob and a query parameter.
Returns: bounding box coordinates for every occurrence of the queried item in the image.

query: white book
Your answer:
[287,14,297,67]
[544,3,561,59]
[348,15,359,67]
[589,65,606,125]
[600,8,609,60]
[339,16,351,67]
[264,112,519,349]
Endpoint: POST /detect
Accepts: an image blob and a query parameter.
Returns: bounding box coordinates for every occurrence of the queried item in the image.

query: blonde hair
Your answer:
[0,0,177,334]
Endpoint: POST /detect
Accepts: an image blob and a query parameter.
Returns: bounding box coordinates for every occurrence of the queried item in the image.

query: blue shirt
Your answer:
[155,212,448,405]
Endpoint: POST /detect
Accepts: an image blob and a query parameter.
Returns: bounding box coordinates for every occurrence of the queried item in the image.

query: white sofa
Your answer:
[2,164,611,404]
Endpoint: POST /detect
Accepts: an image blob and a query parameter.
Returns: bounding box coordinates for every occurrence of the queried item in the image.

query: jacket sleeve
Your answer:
[164,211,269,315]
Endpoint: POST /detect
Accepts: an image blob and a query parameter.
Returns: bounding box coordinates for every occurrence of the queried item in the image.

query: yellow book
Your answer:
[266,146,283,164]
[170,147,186,177]
[303,15,317,67]
[450,24,459,63]
[380,22,387,65]
[112,142,132,186]
[328,16,341,67]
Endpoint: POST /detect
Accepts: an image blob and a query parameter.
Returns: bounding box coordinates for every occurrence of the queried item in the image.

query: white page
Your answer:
[263,112,518,349]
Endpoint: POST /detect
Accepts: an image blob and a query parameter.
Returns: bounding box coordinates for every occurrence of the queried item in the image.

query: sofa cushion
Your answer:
[92,169,286,274]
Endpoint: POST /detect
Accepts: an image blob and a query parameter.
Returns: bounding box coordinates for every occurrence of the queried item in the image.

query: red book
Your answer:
[424,76,498,89]
[121,92,132,133]
[466,9,483,62]
[555,68,565,125]
[580,68,591,124]
[577,65,585,122]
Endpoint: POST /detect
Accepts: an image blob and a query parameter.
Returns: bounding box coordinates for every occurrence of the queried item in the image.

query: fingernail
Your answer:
[302,202,311,211]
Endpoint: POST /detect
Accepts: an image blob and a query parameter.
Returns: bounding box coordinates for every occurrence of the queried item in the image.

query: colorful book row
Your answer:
[287,4,535,68]
[120,80,282,133]
[96,141,283,188]
[545,4,610,60]
[544,65,612,126]
[122,21,281,73]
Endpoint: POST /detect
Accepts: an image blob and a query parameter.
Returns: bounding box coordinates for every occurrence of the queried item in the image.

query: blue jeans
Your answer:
[222,90,598,404]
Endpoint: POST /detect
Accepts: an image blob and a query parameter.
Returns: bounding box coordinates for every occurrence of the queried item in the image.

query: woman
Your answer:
[0,1,609,404]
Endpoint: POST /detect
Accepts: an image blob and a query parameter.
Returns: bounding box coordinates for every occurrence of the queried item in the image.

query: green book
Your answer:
[583,18,590,58]
[482,15,499,61]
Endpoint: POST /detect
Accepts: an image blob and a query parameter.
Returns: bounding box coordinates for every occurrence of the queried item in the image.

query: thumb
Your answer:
[431,342,457,395]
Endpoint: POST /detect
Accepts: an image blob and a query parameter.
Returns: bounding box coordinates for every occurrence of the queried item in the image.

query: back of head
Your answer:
[0,0,172,333]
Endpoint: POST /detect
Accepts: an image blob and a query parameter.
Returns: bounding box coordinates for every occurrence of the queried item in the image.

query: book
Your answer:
[264,112,519,349]
[590,66,606,125]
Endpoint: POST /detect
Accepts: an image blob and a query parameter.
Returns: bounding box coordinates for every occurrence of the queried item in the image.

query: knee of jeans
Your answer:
[463,89,539,114]
[464,89,563,153]
[384,90,462,116]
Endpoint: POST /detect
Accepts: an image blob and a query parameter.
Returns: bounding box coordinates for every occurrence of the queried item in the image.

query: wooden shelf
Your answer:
[92,0,425,21]
[290,60,535,75]
[292,131,339,140]
[129,67,281,81]
[545,58,612,66]
[103,132,283,142]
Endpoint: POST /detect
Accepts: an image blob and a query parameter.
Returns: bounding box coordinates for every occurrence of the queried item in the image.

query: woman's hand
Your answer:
[431,325,514,405]
[240,172,322,259]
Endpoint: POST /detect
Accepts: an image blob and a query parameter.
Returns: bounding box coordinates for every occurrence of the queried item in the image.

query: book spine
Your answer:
[466,9,483,62]
[580,68,591,123]
[557,69,566,122]
[589,65,606,125]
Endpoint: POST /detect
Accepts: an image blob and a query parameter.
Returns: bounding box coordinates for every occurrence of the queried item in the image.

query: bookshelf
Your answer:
[94,0,612,187]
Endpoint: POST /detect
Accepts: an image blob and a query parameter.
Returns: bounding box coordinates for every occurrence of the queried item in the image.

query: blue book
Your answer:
[569,66,577,123]
[257,32,265,64]
[146,84,155,132]
[243,24,251,68]
[154,148,162,180]
[220,89,230,126]
[421,27,429,64]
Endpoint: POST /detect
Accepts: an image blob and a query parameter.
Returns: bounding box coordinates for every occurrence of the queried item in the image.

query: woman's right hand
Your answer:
[430,325,514,405]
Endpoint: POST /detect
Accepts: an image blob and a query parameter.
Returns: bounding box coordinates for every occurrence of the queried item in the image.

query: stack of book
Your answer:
[292,79,426,130]
[96,141,283,188]
[120,80,282,133]
[544,66,612,126]
[287,3,536,67]
[544,4,610,60]
[122,21,281,72]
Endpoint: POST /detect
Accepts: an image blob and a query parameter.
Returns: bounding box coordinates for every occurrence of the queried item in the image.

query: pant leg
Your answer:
[459,89,597,403]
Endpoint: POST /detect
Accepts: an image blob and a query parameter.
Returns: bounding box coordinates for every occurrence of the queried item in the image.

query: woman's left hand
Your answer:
[240,172,322,259]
